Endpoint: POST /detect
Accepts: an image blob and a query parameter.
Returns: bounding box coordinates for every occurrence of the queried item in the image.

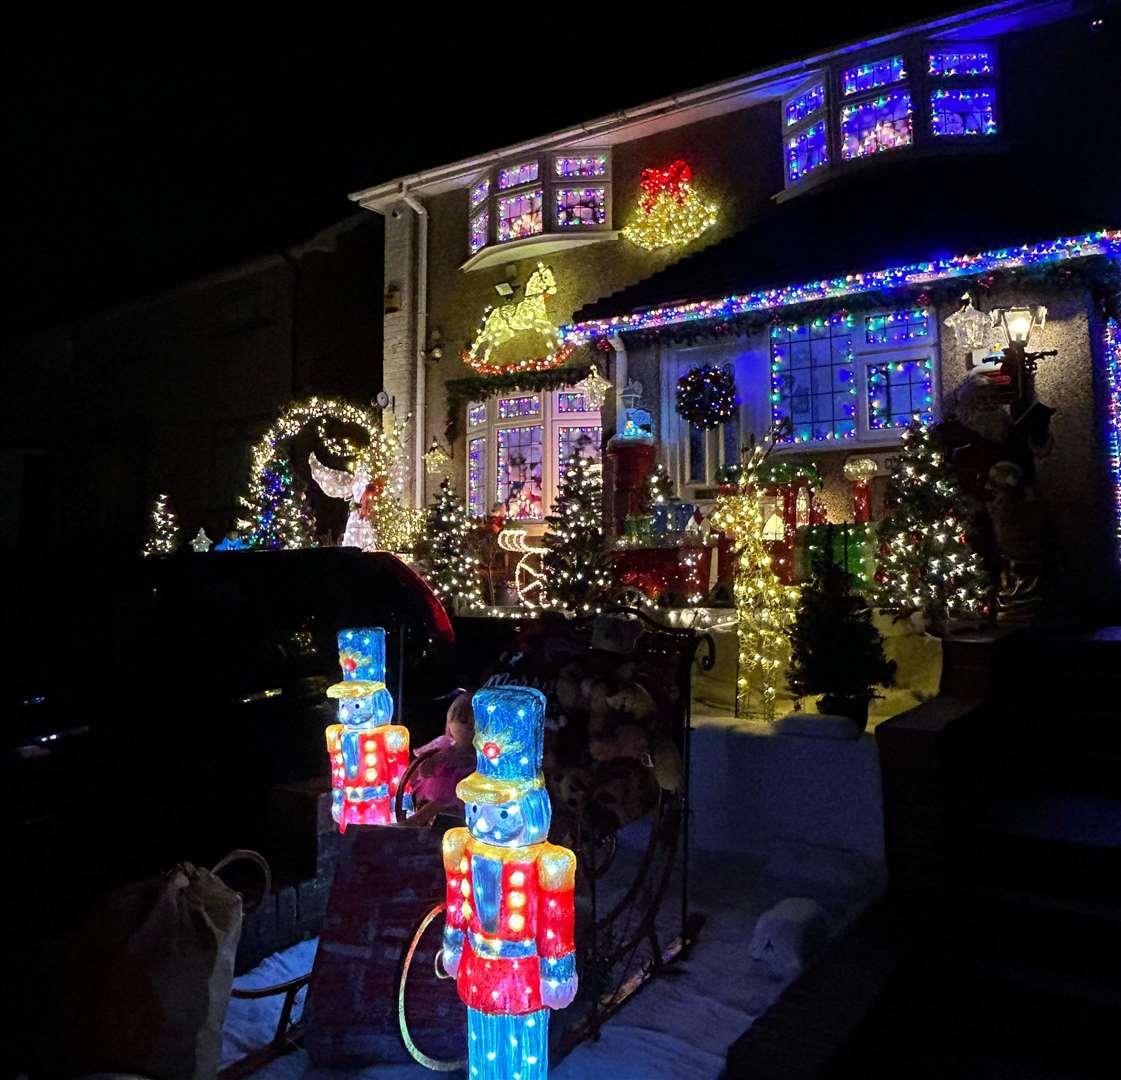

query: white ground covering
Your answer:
[223,713,886,1078]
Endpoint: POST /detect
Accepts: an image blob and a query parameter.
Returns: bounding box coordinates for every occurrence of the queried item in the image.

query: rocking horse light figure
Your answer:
[461,263,574,376]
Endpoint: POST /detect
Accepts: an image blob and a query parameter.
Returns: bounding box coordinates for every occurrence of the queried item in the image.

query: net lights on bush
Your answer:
[562,231,1121,342]
[440,685,577,1080]
[461,263,574,376]
[621,159,719,252]
[675,364,738,428]
[324,627,413,831]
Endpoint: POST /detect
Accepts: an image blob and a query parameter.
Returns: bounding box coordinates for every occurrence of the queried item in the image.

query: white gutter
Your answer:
[401,191,428,509]
[349,1,1037,210]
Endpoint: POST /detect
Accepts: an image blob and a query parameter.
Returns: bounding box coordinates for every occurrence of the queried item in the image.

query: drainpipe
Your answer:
[401,191,428,509]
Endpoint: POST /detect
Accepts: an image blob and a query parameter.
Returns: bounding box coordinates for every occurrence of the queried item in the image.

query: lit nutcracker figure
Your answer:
[324,626,412,831]
[440,685,576,1080]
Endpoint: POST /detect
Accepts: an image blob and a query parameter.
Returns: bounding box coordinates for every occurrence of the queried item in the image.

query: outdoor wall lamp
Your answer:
[999,305,1046,346]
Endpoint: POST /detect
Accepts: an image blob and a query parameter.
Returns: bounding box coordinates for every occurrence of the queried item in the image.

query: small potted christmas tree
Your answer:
[788,526,896,730]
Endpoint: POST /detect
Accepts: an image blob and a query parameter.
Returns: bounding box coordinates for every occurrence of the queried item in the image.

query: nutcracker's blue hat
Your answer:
[456,685,546,805]
[327,626,388,699]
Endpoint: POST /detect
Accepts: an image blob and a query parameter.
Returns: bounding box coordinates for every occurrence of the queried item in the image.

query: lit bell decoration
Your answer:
[944,293,1000,352]
[424,437,451,475]
[440,685,577,1080]
[574,364,611,410]
[190,527,212,552]
[843,457,878,524]
[620,158,719,251]
[324,627,412,831]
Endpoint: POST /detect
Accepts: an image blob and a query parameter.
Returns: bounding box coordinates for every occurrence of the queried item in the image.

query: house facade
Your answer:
[353,2,1120,614]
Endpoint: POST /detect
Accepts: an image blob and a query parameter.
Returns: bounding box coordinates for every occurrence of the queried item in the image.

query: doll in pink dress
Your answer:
[409,689,477,824]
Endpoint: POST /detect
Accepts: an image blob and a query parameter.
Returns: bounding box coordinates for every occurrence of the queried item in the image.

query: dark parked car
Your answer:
[3,547,456,908]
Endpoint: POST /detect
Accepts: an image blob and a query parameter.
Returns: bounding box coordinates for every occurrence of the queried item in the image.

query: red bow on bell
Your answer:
[640,159,693,213]
[358,480,384,520]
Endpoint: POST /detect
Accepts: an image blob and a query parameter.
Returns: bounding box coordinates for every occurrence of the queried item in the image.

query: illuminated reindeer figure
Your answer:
[463,263,564,367]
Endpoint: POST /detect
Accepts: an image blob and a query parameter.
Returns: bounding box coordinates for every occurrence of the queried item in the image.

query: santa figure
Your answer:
[308,452,383,551]
[440,685,577,1080]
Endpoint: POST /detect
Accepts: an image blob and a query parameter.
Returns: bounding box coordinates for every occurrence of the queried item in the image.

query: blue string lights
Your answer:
[1106,316,1121,568]
[562,231,1121,342]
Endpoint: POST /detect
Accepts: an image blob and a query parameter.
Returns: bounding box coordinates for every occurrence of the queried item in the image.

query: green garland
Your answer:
[618,255,1121,348]
[445,363,592,440]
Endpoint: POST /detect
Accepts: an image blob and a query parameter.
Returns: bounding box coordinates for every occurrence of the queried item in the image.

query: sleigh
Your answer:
[221,606,712,1074]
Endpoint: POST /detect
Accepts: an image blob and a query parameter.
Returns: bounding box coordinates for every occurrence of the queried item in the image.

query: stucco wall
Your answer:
[414,102,783,503]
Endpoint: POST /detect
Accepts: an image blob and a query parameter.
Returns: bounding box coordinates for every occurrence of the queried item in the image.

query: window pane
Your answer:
[467,401,487,427]
[841,54,907,96]
[840,91,913,160]
[497,161,539,190]
[688,423,707,483]
[469,209,488,254]
[468,437,487,517]
[867,357,935,431]
[785,83,825,127]
[928,46,993,77]
[786,120,829,184]
[770,314,857,443]
[497,395,540,419]
[865,308,931,345]
[930,88,997,137]
[554,154,608,178]
[469,177,490,210]
[497,190,543,242]
[496,426,543,520]
[557,390,592,413]
[555,187,607,228]
[556,426,601,482]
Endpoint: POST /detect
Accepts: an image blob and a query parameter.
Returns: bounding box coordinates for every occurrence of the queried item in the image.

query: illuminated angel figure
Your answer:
[308,452,380,551]
[324,626,412,830]
[440,685,577,1080]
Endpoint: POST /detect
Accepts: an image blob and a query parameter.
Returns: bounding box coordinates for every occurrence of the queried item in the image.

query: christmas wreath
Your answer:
[675,365,737,428]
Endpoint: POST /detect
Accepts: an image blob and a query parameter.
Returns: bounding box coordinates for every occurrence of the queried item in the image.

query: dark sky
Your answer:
[3,7,958,330]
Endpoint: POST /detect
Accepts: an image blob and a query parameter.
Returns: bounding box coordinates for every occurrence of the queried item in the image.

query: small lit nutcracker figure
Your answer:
[440,685,577,1080]
[324,626,412,831]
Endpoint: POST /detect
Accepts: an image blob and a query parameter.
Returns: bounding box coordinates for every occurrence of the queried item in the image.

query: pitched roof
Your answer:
[571,155,1116,325]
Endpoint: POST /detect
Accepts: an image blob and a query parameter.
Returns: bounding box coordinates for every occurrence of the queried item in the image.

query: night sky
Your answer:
[4,8,957,331]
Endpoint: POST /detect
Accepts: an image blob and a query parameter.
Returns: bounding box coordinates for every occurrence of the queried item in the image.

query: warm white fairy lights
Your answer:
[141,493,180,557]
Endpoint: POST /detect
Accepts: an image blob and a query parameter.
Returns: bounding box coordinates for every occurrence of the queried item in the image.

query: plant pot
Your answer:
[816,693,872,731]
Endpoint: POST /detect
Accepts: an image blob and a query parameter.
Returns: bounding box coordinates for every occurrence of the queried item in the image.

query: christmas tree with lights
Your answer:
[543,453,612,613]
[874,422,990,627]
[141,493,180,557]
[247,459,317,549]
[421,477,484,612]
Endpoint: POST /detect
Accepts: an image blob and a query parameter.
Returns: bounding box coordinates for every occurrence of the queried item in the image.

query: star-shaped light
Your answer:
[190,527,211,552]
[575,364,611,409]
[424,437,451,475]
[944,294,1000,352]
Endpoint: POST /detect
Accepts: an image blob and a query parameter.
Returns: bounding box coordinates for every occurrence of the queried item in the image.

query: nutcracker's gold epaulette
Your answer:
[442,827,470,871]
[325,724,343,750]
[537,844,577,891]
[380,725,410,753]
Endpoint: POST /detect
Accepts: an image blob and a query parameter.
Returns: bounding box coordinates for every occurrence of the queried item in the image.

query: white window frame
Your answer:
[465,388,602,525]
[466,149,613,258]
[770,305,941,450]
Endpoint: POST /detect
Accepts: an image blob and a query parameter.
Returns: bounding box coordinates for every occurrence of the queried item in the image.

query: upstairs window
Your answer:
[841,54,908,97]
[466,150,612,263]
[840,90,914,160]
[927,42,998,138]
[783,80,829,187]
